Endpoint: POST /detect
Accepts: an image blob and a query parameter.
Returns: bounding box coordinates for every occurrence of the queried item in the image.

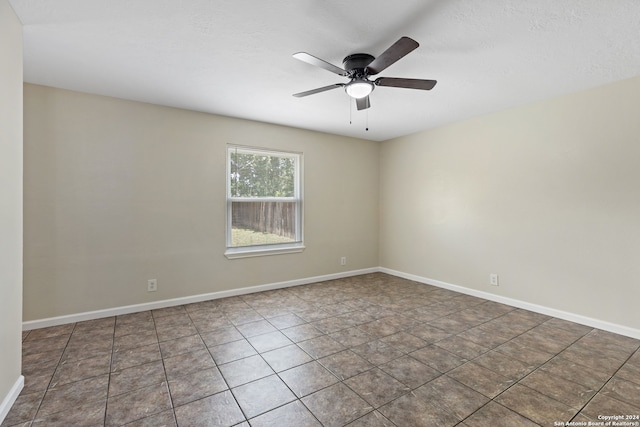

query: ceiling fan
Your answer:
[292,36,437,110]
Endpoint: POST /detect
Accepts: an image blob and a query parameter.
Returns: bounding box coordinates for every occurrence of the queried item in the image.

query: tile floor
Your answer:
[4,273,640,426]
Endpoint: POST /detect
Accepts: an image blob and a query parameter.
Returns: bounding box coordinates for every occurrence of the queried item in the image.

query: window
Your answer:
[225,146,304,258]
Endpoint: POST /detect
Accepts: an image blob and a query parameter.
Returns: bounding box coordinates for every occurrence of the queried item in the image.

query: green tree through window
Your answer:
[230,151,295,198]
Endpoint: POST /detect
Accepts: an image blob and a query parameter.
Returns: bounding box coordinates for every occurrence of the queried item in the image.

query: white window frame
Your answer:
[224,145,304,259]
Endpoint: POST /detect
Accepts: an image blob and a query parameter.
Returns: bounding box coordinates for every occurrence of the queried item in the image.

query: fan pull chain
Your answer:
[347,98,370,132]
[349,97,352,125]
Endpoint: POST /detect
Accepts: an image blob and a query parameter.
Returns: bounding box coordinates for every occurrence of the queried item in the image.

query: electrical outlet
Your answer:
[489,273,499,286]
[147,279,157,292]
[340,256,347,266]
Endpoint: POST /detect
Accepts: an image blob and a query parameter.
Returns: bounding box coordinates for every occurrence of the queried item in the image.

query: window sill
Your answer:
[224,243,305,259]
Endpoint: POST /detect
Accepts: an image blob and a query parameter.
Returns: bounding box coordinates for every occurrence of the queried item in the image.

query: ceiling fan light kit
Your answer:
[293,36,437,110]
[345,78,374,99]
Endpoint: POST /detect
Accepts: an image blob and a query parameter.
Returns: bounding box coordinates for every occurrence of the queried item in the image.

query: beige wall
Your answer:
[0,0,23,416]
[23,84,379,321]
[380,75,640,331]
[22,64,640,335]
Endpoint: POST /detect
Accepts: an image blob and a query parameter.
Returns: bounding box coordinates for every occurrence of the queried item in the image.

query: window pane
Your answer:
[231,201,297,247]
[230,151,295,197]
[226,146,302,255]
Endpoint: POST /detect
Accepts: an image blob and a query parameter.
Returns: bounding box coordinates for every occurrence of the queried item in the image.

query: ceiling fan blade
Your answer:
[365,36,419,75]
[293,52,348,76]
[375,77,437,90]
[293,84,344,98]
[356,96,371,111]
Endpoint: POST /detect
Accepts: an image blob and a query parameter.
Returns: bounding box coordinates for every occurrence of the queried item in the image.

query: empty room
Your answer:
[2,0,640,426]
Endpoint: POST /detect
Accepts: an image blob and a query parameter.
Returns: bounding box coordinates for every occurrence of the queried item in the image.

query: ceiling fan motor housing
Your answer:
[342,53,375,76]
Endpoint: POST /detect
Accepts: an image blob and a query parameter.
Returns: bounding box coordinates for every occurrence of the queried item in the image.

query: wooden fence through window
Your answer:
[232,201,296,239]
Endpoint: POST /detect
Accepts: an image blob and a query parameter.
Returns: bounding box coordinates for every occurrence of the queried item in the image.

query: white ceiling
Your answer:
[8,0,640,141]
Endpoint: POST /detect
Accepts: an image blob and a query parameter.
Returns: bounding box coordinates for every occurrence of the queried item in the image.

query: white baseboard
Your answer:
[22,268,379,330]
[23,266,640,340]
[380,267,640,340]
[0,375,24,425]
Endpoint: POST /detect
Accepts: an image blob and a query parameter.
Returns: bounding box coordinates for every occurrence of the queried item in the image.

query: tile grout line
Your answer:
[467,323,640,425]
[199,312,247,426]
[259,286,514,425]
[225,304,325,425]
[105,318,116,427]
[565,343,640,424]
[28,324,74,425]
[427,310,583,426]
[152,309,179,427]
